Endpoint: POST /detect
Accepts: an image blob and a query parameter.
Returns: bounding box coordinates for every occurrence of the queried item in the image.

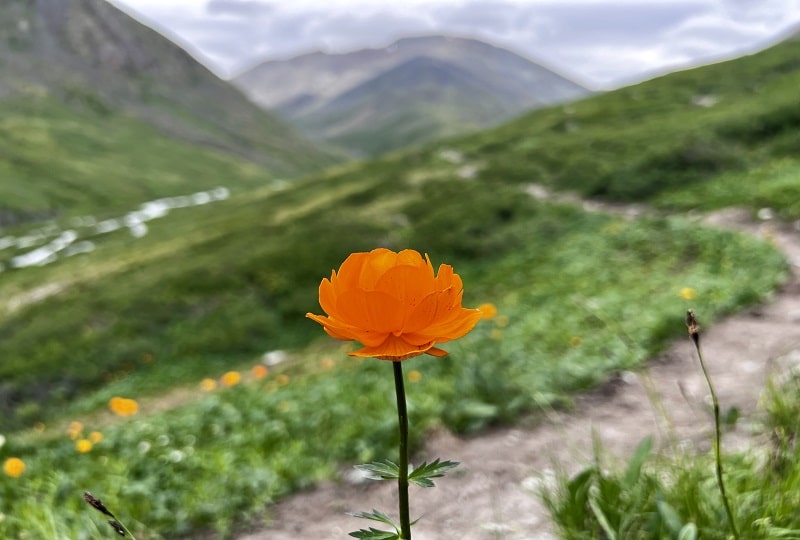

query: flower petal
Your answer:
[336,289,404,333]
[334,252,370,292]
[306,313,389,346]
[402,291,442,335]
[404,307,482,343]
[318,277,337,316]
[358,248,399,289]
[374,264,435,308]
[349,334,435,360]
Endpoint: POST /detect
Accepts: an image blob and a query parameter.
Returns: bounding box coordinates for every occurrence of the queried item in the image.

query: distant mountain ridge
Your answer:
[233,35,590,156]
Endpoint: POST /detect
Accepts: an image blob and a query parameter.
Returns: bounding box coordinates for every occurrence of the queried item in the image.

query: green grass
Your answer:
[543,371,800,539]
[654,157,800,218]
[0,96,278,219]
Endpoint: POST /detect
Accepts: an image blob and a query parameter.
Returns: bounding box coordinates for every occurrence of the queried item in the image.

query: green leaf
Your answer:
[566,467,595,505]
[588,497,617,540]
[408,459,460,488]
[622,436,652,488]
[656,500,685,535]
[678,523,698,540]
[355,460,400,481]
[348,509,399,530]
[348,527,399,539]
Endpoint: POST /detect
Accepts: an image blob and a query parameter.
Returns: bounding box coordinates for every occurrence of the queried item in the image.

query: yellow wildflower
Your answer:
[76,439,93,453]
[3,457,25,478]
[680,287,697,300]
[221,371,241,387]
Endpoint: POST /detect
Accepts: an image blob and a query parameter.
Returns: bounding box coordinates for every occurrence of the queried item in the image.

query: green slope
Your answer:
[0,0,337,223]
[440,35,800,214]
[0,96,273,219]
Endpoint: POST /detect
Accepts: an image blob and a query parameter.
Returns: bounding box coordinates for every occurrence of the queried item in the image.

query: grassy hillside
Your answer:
[0,0,337,224]
[432,35,800,215]
[0,96,274,220]
[0,35,797,539]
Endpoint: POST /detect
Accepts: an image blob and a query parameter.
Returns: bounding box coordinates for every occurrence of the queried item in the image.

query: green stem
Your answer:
[392,361,412,539]
[692,333,740,540]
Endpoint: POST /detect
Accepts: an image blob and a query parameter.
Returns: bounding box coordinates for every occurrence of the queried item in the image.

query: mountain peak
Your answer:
[233,34,590,156]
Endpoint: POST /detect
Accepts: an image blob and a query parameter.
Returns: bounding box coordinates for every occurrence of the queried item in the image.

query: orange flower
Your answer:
[221,371,241,387]
[3,457,25,478]
[307,248,482,360]
[251,365,269,380]
[67,421,84,440]
[109,397,139,416]
[477,303,498,320]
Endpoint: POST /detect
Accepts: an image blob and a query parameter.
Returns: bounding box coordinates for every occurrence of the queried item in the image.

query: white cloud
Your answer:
[108,0,800,88]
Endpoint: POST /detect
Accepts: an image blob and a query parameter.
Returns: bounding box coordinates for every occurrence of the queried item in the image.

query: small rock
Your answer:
[757,207,774,220]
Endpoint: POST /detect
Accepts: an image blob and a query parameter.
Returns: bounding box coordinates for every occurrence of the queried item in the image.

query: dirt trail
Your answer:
[239,206,800,540]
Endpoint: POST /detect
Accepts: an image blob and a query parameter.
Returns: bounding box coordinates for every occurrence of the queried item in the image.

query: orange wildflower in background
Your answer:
[67,421,84,440]
[200,378,217,391]
[221,371,241,387]
[477,303,497,320]
[3,457,25,478]
[109,397,139,416]
[307,248,482,360]
[251,365,269,380]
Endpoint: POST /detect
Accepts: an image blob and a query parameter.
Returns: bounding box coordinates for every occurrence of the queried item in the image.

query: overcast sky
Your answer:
[108,0,800,89]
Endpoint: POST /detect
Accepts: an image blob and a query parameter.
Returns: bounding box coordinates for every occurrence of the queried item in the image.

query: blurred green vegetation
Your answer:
[544,371,800,539]
[423,37,800,213]
[0,96,277,219]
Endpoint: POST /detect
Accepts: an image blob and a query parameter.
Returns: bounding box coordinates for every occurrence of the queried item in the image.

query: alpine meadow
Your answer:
[2,3,800,539]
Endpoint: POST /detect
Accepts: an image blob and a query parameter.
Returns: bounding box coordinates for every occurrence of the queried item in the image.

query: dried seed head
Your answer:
[83,492,114,518]
[685,309,700,345]
[108,519,126,536]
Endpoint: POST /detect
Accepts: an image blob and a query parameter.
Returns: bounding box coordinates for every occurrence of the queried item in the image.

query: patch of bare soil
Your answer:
[238,207,800,540]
